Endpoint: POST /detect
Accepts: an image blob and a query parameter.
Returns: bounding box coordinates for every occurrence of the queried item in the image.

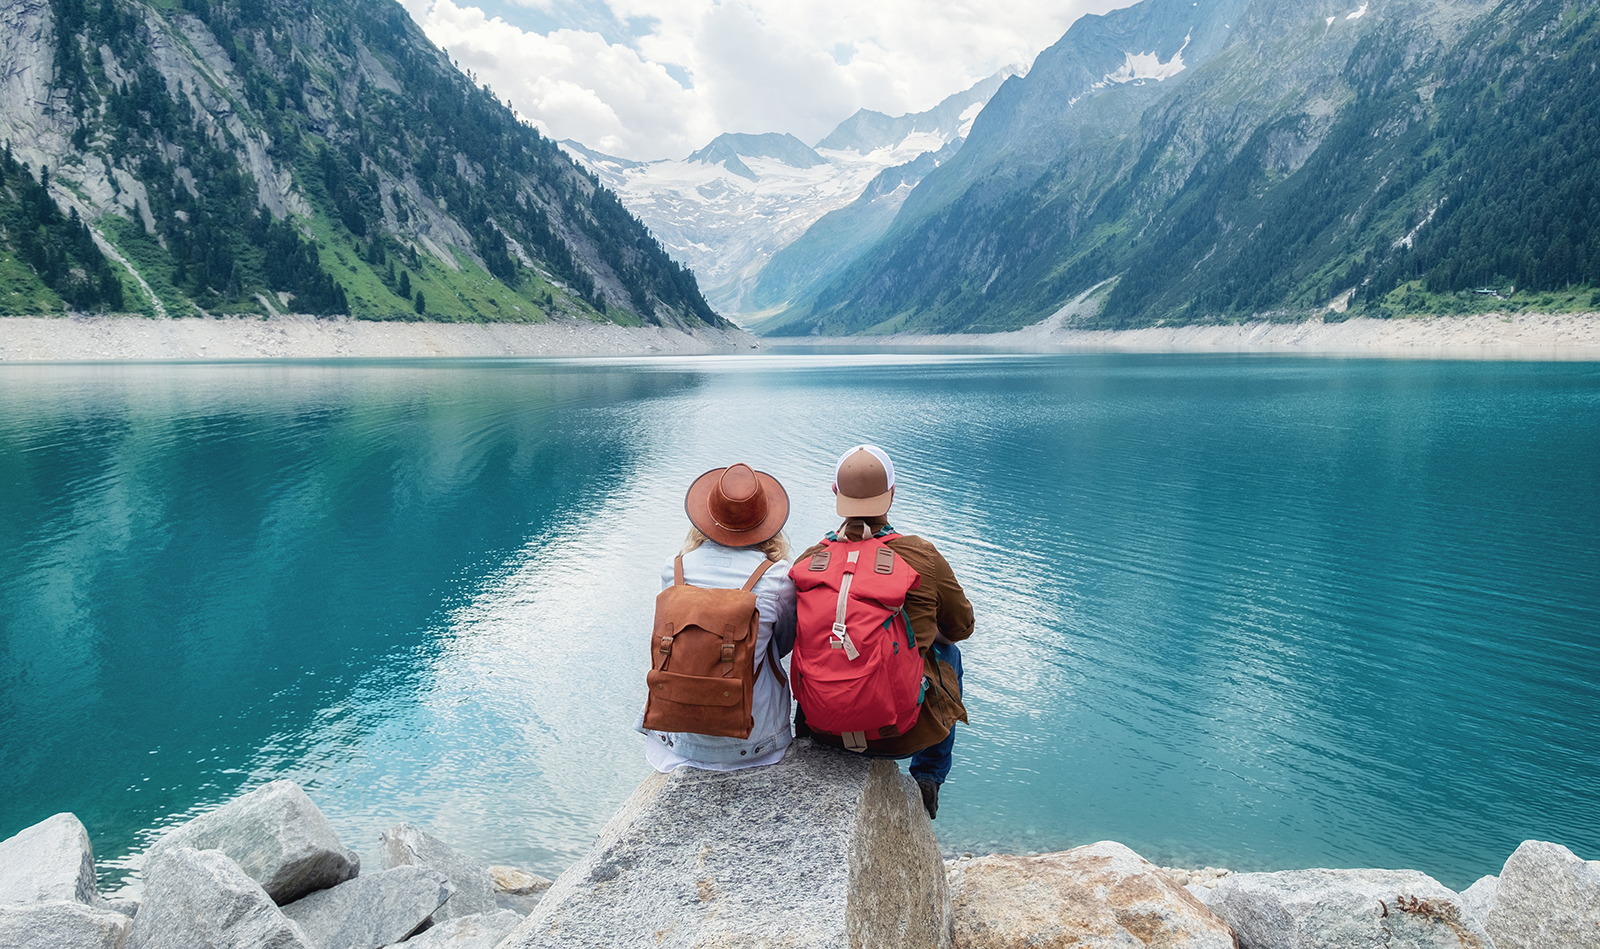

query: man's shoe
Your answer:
[915,778,940,820]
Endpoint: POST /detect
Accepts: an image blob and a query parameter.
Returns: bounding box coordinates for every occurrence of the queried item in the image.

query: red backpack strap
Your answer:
[673,555,685,586]
[740,557,776,591]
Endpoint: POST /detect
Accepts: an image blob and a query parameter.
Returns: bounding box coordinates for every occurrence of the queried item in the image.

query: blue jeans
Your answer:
[909,642,962,785]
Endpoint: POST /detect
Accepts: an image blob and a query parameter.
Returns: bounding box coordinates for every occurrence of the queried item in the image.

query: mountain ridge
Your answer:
[562,66,1019,317]
[0,0,726,329]
[764,0,1600,336]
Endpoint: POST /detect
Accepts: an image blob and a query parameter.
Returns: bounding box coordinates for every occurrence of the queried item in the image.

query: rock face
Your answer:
[948,842,1237,948]
[279,865,453,949]
[0,812,98,905]
[1458,875,1497,931]
[498,739,949,948]
[489,865,552,897]
[129,847,313,949]
[1205,868,1491,949]
[381,823,496,921]
[0,901,133,949]
[144,780,359,905]
[399,909,526,948]
[1485,840,1600,949]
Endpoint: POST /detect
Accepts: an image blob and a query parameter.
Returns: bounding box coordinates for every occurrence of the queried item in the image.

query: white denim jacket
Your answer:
[635,541,797,771]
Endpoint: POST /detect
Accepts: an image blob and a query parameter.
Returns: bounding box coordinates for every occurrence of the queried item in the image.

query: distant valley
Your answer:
[569,0,1600,336]
[560,66,1020,317]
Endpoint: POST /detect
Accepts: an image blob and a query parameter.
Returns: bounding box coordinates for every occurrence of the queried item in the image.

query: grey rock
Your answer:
[497,739,949,948]
[947,842,1236,948]
[492,890,546,916]
[280,865,453,949]
[1459,875,1498,930]
[0,900,132,949]
[144,780,358,904]
[128,847,313,949]
[100,896,140,919]
[1485,840,1600,949]
[0,812,98,905]
[1207,868,1491,949]
[381,823,497,921]
[396,910,524,948]
[488,865,551,896]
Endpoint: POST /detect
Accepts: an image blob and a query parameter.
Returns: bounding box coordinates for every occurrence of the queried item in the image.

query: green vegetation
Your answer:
[768,0,1599,335]
[7,0,723,327]
[0,146,127,314]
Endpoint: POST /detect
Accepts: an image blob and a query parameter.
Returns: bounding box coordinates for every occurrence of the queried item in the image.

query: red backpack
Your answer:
[788,530,923,751]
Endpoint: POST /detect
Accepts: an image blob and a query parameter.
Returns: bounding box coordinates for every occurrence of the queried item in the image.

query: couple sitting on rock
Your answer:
[635,445,974,819]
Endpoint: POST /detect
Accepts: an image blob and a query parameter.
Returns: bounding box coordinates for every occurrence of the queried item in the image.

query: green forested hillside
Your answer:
[2,0,724,327]
[766,0,1600,335]
[1,145,125,314]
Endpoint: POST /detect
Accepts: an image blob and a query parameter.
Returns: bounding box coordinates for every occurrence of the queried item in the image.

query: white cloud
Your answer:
[412,0,1125,160]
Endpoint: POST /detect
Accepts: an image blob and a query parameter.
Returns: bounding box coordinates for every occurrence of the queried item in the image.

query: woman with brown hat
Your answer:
[635,463,797,772]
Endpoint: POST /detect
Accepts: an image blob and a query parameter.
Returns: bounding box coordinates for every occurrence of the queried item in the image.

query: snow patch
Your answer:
[957,102,985,139]
[1347,3,1368,19]
[1090,33,1191,95]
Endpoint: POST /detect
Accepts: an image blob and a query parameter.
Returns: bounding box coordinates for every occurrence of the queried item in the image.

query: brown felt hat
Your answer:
[684,463,790,548]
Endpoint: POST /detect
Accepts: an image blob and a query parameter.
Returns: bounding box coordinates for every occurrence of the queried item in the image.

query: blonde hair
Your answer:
[682,526,791,563]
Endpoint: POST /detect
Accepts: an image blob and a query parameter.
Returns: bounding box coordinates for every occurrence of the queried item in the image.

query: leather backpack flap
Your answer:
[652,584,759,673]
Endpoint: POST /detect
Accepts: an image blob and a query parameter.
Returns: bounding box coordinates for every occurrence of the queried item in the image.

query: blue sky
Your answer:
[396,0,1124,161]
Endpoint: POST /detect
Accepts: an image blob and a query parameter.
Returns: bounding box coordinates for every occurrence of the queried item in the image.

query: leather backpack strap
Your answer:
[763,636,789,689]
[673,554,686,585]
[740,557,776,591]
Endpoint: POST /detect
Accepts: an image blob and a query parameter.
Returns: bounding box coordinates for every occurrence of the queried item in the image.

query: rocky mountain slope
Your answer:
[0,0,724,328]
[563,67,1020,317]
[764,0,1600,335]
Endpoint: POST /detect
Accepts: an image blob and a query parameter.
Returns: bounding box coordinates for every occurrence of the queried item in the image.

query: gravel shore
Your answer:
[2,311,1599,360]
[851,310,1600,359]
[0,314,759,361]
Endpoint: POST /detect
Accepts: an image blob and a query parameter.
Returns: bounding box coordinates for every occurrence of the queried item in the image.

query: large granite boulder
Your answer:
[1205,868,1490,949]
[1485,840,1599,949]
[1458,875,1497,930]
[0,900,132,949]
[0,813,98,905]
[129,847,314,949]
[280,865,454,949]
[947,842,1237,948]
[398,909,525,948]
[497,739,949,948]
[380,823,496,920]
[144,781,358,904]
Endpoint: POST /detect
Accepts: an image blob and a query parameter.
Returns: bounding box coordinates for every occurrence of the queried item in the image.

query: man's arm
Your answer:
[889,536,974,649]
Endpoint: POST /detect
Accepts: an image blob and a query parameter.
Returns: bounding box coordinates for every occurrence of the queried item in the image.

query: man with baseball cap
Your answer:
[797,444,975,818]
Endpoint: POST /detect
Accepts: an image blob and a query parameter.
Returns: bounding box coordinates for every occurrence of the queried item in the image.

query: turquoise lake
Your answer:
[1,352,1596,893]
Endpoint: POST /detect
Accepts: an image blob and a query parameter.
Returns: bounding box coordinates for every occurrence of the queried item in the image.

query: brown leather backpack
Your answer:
[643,555,786,739]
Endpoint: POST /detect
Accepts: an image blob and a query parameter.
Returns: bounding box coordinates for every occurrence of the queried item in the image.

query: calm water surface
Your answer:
[1,353,1596,892]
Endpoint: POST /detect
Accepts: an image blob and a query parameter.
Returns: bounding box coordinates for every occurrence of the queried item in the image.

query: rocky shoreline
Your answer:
[4,311,1600,361]
[3,745,1595,948]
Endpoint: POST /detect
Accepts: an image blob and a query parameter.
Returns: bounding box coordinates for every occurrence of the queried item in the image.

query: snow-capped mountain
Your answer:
[561,66,1022,318]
